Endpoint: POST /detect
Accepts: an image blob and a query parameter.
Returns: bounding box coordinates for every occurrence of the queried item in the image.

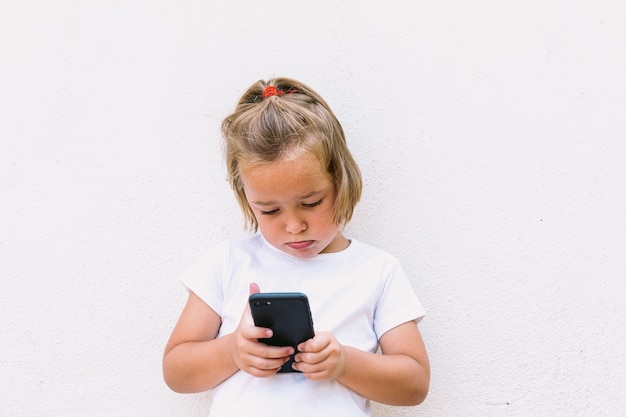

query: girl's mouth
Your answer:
[286,240,314,250]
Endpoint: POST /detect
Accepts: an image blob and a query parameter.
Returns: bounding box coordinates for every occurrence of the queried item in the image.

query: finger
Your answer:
[242,282,262,328]
[291,357,325,374]
[245,347,294,373]
[245,358,287,377]
[243,282,261,315]
[242,353,285,377]
[251,345,295,360]
[242,324,273,341]
[298,334,329,353]
[295,349,327,366]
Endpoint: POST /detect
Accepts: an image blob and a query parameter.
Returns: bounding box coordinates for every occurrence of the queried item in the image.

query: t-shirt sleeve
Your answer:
[179,240,229,315]
[373,258,426,339]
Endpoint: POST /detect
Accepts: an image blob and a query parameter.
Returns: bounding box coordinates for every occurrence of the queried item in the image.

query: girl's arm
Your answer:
[162,288,295,393]
[294,321,430,405]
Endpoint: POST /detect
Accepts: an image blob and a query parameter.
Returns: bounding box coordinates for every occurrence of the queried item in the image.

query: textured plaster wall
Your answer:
[2,1,625,416]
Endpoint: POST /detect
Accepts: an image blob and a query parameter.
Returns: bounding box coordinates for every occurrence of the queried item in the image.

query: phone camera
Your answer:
[254,301,261,307]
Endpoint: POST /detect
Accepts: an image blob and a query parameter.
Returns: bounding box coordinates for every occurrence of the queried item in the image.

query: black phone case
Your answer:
[249,292,315,373]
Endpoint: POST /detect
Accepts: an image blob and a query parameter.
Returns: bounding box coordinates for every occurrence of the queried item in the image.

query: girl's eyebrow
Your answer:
[250,200,276,206]
[298,190,323,200]
[251,191,323,206]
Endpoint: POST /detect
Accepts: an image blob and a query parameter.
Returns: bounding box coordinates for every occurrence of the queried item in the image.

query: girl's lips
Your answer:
[286,240,314,250]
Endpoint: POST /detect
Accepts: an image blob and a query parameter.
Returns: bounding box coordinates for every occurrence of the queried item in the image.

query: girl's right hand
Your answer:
[228,283,295,377]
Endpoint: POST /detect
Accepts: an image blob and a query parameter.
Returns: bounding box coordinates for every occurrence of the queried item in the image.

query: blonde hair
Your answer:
[222,77,362,232]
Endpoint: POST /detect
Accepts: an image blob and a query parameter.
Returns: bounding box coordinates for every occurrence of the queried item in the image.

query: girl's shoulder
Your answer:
[185,235,263,271]
[205,234,265,254]
[348,238,399,262]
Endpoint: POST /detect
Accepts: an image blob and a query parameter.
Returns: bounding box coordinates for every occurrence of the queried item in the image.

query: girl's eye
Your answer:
[260,208,279,216]
[303,199,322,208]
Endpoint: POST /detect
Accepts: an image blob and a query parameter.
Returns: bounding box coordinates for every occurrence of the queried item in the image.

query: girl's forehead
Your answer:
[241,155,332,199]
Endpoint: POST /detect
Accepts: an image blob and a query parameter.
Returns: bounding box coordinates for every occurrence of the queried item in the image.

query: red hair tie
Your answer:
[262,86,297,99]
[263,86,283,98]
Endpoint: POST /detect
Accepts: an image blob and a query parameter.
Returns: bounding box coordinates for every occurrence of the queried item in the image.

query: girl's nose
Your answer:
[285,215,307,234]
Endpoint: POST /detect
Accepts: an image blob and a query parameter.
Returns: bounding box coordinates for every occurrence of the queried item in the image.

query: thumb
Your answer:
[249,282,260,295]
[244,282,272,339]
[243,282,261,318]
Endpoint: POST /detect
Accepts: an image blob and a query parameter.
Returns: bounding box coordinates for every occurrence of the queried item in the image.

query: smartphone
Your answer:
[249,292,315,373]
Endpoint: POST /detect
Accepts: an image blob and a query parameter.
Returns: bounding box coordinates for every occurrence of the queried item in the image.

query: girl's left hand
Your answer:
[292,331,347,380]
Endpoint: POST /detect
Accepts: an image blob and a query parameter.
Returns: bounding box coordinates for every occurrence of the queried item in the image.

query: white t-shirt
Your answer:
[180,234,425,417]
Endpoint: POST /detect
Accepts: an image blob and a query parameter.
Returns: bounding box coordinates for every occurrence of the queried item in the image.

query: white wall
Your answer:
[2,1,625,416]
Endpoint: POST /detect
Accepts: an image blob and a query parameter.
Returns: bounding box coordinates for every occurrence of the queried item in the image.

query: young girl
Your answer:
[163,78,430,416]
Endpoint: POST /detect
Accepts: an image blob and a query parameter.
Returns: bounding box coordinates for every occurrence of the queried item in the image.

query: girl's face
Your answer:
[240,153,349,258]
